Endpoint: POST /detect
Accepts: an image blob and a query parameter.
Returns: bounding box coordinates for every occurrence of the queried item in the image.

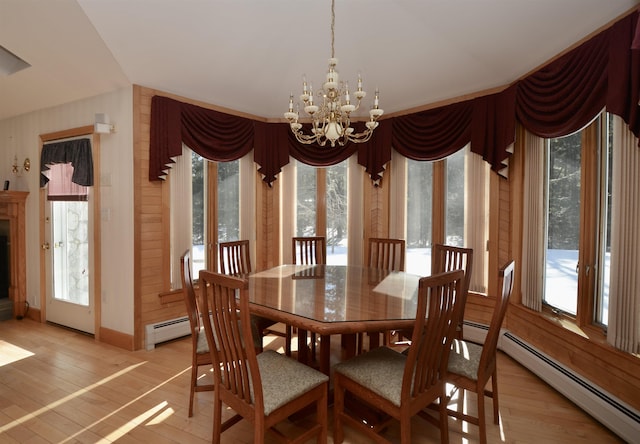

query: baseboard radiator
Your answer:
[464,321,640,443]
[145,316,191,350]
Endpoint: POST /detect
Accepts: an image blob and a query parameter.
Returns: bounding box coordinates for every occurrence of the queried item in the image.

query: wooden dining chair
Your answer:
[292,236,326,265]
[290,236,327,361]
[363,237,406,351]
[433,243,474,340]
[367,237,406,272]
[219,240,252,276]
[443,260,515,444]
[333,269,465,444]
[179,249,213,417]
[199,270,329,444]
[393,243,473,347]
[218,240,279,353]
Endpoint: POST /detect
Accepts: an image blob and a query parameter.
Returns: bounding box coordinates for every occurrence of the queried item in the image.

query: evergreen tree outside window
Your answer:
[542,114,611,325]
[406,159,432,275]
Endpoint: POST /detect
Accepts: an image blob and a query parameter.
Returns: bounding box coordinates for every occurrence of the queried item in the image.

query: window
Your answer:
[192,152,206,277]
[406,159,432,275]
[542,113,611,326]
[295,162,317,237]
[397,146,488,290]
[292,160,349,264]
[445,148,465,247]
[217,160,240,243]
[544,131,581,315]
[172,149,244,286]
[326,161,348,264]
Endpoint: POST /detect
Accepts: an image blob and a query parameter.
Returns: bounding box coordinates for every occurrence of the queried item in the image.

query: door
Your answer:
[40,134,98,335]
[44,198,94,333]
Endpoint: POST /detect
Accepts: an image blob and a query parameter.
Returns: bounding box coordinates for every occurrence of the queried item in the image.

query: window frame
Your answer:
[541,114,609,332]
[390,145,490,293]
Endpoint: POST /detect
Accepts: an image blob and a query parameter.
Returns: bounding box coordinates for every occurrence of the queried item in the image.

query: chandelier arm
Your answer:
[346,130,374,144]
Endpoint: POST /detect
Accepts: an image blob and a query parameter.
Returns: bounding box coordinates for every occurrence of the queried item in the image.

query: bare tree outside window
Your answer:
[326,162,347,259]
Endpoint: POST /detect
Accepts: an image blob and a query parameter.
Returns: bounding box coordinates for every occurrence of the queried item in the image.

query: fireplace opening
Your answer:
[0,220,8,300]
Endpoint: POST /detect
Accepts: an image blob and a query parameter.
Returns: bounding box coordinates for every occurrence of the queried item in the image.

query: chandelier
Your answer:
[284,0,383,147]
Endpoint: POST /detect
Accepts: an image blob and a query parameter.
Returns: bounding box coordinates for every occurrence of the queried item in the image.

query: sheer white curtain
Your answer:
[520,131,545,311]
[346,156,364,266]
[608,116,640,354]
[170,144,193,289]
[280,161,296,264]
[465,147,489,293]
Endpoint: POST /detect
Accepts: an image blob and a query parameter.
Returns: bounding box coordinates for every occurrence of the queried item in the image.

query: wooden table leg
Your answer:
[297,329,309,364]
[319,335,331,375]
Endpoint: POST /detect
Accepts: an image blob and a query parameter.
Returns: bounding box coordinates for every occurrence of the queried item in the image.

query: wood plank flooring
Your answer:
[0,319,624,443]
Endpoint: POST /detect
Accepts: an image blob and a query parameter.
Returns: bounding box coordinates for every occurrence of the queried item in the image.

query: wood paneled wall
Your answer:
[132,85,640,412]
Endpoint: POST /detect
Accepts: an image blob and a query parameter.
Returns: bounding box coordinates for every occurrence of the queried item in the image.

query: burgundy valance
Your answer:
[392,101,472,161]
[149,96,254,179]
[149,10,640,185]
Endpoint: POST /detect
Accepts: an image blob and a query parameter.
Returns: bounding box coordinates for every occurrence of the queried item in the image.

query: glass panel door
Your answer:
[45,199,94,334]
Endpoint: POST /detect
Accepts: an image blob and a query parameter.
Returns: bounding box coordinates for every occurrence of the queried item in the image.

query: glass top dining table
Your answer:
[246,264,422,373]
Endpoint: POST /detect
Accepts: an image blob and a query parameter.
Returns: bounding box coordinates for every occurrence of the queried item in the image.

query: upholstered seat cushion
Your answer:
[196,327,209,354]
[447,338,482,381]
[333,346,407,406]
[255,350,328,416]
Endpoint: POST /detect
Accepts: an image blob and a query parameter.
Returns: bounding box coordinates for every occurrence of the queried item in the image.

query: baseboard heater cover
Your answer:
[145,316,191,350]
[463,321,640,443]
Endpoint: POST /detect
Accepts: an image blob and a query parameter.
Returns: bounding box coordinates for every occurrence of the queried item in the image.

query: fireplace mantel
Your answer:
[0,191,29,318]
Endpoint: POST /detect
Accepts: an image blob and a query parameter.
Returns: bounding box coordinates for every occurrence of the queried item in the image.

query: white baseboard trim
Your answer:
[463,321,640,443]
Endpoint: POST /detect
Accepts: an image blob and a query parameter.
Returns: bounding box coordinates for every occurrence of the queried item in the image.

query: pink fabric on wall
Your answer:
[44,163,88,201]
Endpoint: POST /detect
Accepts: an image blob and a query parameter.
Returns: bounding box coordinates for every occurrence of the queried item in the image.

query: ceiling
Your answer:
[0,0,638,122]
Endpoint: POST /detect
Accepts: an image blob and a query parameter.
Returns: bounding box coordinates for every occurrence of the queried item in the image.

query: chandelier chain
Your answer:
[331,0,335,59]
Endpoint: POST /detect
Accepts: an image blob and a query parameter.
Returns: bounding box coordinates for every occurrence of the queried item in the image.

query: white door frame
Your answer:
[39,126,101,338]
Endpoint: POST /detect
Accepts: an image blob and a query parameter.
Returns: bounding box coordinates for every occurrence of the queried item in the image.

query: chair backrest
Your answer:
[478,260,515,379]
[432,243,473,293]
[292,236,326,265]
[219,240,252,275]
[403,269,465,400]
[433,243,473,335]
[367,238,406,271]
[180,249,202,336]
[199,270,266,411]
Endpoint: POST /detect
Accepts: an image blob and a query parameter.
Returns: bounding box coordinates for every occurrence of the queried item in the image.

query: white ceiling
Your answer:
[0,0,638,122]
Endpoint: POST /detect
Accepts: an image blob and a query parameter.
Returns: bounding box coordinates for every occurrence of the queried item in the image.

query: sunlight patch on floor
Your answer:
[0,340,34,366]
[104,401,169,441]
[0,361,146,435]
[57,365,189,443]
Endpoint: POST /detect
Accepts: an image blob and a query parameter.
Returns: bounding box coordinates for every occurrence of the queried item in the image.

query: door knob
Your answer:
[42,242,50,250]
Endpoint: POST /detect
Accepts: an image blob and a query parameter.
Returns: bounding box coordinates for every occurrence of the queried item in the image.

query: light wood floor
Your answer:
[0,319,623,443]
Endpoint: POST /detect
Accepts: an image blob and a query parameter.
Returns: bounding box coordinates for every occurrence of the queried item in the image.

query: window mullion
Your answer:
[431,160,446,250]
[207,161,218,273]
